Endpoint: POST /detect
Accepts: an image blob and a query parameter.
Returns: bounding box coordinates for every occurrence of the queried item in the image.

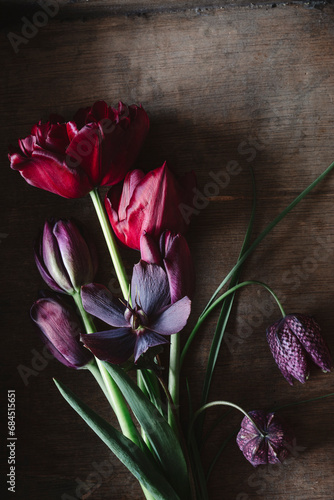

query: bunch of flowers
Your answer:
[9,100,334,499]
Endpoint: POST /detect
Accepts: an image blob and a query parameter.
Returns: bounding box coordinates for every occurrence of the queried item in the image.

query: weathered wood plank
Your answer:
[1,4,334,499]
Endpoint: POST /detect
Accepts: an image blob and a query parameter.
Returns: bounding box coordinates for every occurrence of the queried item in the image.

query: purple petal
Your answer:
[150,296,191,335]
[81,328,135,364]
[288,315,333,373]
[140,233,162,265]
[131,261,170,316]
[267,320,309,384]
[54,220,94,291]
[34,236,64,293]
[134,331,169,362]
[31,297,91,368]
[81,283,128,327]
[42,220,73,292]
[161,231,195,303]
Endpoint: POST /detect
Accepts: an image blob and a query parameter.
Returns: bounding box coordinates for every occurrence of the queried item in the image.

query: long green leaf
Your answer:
[54,378,180,500]
[102,362,190,500]
[200,159,334,314]
[200,167,256,412]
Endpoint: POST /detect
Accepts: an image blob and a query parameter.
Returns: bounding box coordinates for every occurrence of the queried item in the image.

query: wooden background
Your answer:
[1,1,334,498]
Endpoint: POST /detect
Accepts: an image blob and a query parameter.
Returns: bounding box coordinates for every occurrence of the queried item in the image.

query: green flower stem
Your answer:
[190,401,265,439]
[168,332,180,431]
[73,292,139,442]
[181,280,285,365]
[73,292,156,500]
[201,159,334,317]
[89,188,130,300]
[86,360,116,409]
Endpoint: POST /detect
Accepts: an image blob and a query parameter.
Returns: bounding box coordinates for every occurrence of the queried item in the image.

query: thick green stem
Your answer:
[73,292,155,500]
[86,360,116,409]
[90,188,130,300]
[168,333,180,431]
[181,280,284,365]
[73,292,139,441]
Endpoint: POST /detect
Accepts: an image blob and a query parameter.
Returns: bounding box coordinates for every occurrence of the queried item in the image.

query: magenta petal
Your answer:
[134,332,169,363]
[81,328,135,365]
[150,296,191,335]
[81,283,128,327]
[131,261,170,316]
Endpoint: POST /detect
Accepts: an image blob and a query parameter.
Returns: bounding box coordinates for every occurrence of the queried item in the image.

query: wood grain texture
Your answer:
[1,3,334,499]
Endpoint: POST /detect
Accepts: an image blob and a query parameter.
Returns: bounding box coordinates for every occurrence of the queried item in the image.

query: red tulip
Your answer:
[9,101,149,199]
[105,162,196,250]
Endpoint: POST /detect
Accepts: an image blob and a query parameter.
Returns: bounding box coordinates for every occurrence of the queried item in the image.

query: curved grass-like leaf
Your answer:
[102,362,190,500]
[54,378,180,500]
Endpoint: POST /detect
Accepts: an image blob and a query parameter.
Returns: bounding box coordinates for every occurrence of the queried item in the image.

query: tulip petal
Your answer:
[42,220,73,292]
[34,236,64,293]
[81,283,128,328]
[131,262,170,316]
[161,232,195,303]
[140,233,162,265]
[150,296,191,335]
[134,332,169,363]
[81,328,135,365]
[66,123,102,186]
[54,220,94,291]
[31,297,91,368]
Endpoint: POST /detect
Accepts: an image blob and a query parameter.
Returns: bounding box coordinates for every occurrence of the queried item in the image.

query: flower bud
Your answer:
[105,162,196,250]
[236,411,294,467]
[35,219,98,294]
[31,296,92,369]
[140,231,195,303]
[266,314,332,385]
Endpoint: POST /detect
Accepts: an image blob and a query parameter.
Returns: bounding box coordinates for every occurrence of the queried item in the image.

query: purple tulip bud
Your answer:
[236,411,295,467]
[266,314,332,385]
[140,231,195,303]
[35,219,98,294]
[31,296,93,369]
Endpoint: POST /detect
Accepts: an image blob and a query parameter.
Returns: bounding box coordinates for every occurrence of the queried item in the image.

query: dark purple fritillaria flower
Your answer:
[237,411,294,467]
[266,314,332,385]
[80,261,191,364]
